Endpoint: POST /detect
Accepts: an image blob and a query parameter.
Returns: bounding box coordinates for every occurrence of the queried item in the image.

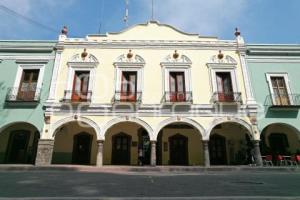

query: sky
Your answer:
[0,0,299,44]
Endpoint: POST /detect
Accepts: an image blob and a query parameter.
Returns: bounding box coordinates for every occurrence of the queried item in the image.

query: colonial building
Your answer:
[247,45,300,157]
[35,21,262,167]
[0,41,56,164]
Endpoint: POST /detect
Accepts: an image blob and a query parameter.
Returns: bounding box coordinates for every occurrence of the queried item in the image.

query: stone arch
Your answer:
[261,122,300,140]
[101,117,154,141]
[154,117,205,140]
[0,121,40,134]
[50,116,102,140]
[205,117,253,140]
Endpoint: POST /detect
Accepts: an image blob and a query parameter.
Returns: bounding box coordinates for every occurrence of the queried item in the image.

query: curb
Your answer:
[0,165,299,173]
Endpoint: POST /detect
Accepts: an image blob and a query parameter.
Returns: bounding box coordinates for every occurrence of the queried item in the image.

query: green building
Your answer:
[247,44,300,157]
[0,41,56,164]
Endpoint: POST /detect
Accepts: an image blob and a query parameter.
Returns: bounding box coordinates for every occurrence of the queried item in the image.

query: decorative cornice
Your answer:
[114,54,145,65]
[247,44,300,56]
[0,55,55,61]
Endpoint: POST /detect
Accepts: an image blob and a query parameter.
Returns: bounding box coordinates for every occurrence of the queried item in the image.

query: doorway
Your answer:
[112,133,131,165]
[209,134,227,165]
[72,132,92,165]
[6,130,31,164]
[169,134,188,165]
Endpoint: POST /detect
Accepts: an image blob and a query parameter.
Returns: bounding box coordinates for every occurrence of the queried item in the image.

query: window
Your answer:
[17,69,39,101]
[169,72,186,102]
[270,76,290,106]
[216,72,234,102]
[8,64,45,102]
[120,71,137,102]
[71,71,90,102]
[266,73,293,106]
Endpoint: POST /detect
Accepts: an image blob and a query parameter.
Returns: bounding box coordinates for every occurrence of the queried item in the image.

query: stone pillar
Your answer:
[203,140,210,167]
[252,140,263,166]
[96,140,104,167]
[35,139,54,166]
[150,141,156,166]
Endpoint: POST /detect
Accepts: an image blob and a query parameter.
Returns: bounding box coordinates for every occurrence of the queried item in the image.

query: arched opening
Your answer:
[0,122,40,164]
[52,121,97,165]
[209,122,252,165]
[156,122,203,166]
[261,123,300,157]
[104,122,151,165]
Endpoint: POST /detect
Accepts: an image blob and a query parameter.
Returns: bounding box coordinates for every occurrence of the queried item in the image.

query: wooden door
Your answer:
[72,133,92,165]
[121,71,137,101]
[138,129,151,165]
[216,72,234,102]
[72,71,90,102]
[18,69,39,101]
[169,134,188,165]
[271,77,290,105]
[209,134,227,165]
[112,133,131,165]
[6,130,31,164]
[169,72,186,102]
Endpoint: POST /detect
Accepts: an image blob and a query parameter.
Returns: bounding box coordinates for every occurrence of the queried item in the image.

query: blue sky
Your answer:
[0,0,299,44]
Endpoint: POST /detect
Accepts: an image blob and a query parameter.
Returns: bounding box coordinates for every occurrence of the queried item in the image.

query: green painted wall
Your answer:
[0,41,56,131]
[0,41,56,162]
[247,45,300,133]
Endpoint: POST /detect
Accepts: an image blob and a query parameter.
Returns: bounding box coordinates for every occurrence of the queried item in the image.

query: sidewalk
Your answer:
[0,164,299,174]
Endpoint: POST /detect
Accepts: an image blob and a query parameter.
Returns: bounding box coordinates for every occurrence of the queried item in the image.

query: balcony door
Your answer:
[271,77,290,106]
[216,72,234,102]
[18,69,39,101]
[169,72,186,102]
[72,71,90,102]
[121,71,137,102]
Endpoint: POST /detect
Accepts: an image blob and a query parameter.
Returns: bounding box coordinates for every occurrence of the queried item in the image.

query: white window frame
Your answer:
[11,64,45,101]
[65,64,96,102]
[161,65,192,102]
[266,73,293,105]
[114,66,144,93]
[207,64,240,96]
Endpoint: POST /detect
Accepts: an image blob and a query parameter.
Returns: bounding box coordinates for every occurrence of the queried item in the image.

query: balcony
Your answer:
[6,87,41,102]
[162,92,193,104]
[113,91,142,103]
[265,94,300,108]
[211,92,242,104]
[62,90,92,103]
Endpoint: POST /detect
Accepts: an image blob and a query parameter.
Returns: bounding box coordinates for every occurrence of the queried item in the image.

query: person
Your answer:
[138,148,144,166]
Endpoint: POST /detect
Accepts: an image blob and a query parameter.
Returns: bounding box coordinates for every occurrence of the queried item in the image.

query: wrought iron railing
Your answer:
[162,91,193,103]
[113,91,142,103]
[6,87,41,102]
[62,90,92,102]
[211,92,242,103]
[265,94,300,107]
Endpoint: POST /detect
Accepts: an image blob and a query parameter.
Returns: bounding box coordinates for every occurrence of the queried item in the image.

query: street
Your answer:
[0,170,300,199]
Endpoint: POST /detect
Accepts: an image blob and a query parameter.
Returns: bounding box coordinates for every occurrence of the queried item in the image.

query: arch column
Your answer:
[202,140,210,167]
[35,139,54,166]
[96,140,104,167]
[150,141,156,166]
[252,140,263,166]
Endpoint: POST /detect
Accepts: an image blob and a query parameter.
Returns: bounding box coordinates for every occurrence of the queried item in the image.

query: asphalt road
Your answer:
[0,170,300,200]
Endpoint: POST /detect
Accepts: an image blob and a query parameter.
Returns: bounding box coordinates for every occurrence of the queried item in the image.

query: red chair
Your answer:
[263,155,273,166]
[276,155,286,166]
[287,155,298,166]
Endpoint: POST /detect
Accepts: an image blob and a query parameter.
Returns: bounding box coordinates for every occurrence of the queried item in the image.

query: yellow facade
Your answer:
[39,21,260,166]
